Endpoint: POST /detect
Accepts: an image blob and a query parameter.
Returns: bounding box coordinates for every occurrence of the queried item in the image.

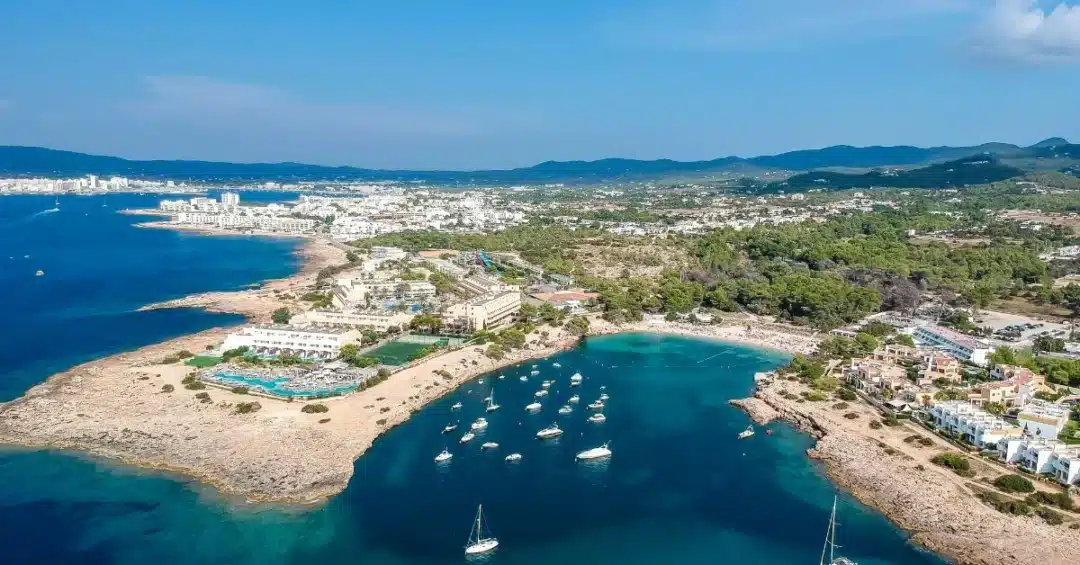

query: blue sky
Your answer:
[1,0,1079,169]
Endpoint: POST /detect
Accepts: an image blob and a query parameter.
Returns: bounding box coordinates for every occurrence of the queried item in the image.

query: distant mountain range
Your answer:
[0,138,1076,187]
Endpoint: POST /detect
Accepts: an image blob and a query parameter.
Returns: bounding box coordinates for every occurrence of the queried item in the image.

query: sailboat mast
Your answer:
[829,497,838,564]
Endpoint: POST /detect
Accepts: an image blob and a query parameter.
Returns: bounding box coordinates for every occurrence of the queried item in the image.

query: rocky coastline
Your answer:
[735,378,1080,565]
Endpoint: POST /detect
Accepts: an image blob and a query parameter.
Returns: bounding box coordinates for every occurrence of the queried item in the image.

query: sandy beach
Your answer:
[739,378,1080,565]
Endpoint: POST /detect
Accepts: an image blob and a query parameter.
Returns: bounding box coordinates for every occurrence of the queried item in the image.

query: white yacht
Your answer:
[738,425,755,439]
[530,370,540,376]
[821,496,857,565]
[576,442,612,460]
[568,394,580,404]
[600,385,606,390]
[588,400,604,410]
[599,393,609,401]
[588,413,606,424]
[471,417,489,431]
[443,423,458,434]
[498,375,505,380]
[531,364,538,368]
[35,270,44,277]
[435,449,453,463]
[519,375,528,382]
[570,372,583,386]
[464,504,499,556]
[525,402,542,412]
[536,423,563,439]
[478,379,484,385]
[486,393,500,413]
[505,453,522,462]
[481,441,499,450]
[534,390,548,398]
[451,401,463,410]
[558,405,573,415]
[541,380,552,389]
[553,362,562,368]
[460,432,475,443]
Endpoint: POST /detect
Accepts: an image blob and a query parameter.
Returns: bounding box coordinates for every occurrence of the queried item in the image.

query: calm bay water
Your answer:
[0,195,947,564]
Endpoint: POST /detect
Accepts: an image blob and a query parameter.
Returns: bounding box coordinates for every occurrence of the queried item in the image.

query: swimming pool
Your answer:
[207,371,357,398]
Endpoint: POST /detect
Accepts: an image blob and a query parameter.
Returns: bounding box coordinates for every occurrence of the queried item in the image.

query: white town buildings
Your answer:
[221,325,359,359]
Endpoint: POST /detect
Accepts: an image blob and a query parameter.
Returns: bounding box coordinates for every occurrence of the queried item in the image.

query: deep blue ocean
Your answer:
[0,194,947,565]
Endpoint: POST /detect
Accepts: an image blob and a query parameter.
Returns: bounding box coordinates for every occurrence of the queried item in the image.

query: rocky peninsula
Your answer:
[737,377,1080,565]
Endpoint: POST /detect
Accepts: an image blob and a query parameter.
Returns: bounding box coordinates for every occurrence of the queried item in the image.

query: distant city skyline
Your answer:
[1,0,1079,169]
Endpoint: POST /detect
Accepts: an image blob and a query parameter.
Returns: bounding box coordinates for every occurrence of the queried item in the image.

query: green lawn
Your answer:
[184,356,222,368]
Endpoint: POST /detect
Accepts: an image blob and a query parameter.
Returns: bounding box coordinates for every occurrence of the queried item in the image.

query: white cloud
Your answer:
[601,0,973,51]
[974,0,1080,64]
[127,76,485,137]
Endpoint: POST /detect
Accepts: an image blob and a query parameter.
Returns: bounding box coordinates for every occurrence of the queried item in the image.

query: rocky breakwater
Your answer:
[740,380,1080,565]
[727,398,778,426]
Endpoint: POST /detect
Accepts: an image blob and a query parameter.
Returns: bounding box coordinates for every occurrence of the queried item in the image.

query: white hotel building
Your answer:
[445,290,522,331]
[913,325,993,366]
[1017,400,1071,439]
[293,309,415,333]
[930,401,1023,447]
[221,325,359,359]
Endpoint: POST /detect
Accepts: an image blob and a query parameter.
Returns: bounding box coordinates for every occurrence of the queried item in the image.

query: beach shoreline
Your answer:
[734,378,1080,565]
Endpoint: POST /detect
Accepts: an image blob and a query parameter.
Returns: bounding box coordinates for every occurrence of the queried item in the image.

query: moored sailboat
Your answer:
[820,496,857,565]
[464,504,499,556]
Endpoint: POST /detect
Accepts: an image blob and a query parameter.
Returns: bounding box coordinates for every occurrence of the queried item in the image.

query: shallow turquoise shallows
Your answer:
[0,195,947,565]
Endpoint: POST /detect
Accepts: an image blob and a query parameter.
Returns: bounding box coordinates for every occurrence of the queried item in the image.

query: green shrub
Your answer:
[235,401,261,414]
[806,391,828,402]
[837,388,857,401]
[993,474,1035,494]
[882,414,899,426]
[301,403,329,414]
[932,453,973,476]
[160,355,181,364]
[832,402,849,410]
[844,412,859,420]
[231,386,250,395]
[184,381,206,390]
[318,418,331,424]
[376,418,387,425]
[869,420,882,430]
[918,437,933,447]
[1027,491,1075,511]
[1036,507,1064,525]
[161,384,175,393]
[194,391,212,403]
[176,350,194,359]
[978,491,1031,516]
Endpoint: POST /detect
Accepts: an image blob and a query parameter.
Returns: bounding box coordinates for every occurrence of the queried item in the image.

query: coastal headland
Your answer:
[736,378,1080,565]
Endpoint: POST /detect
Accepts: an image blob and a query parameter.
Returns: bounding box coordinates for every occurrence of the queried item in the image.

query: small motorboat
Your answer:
[599,393,609,401]
[451,401,463,410]
[525,402,542,412]
[530,370,540,376]
[600,385,606,390]
[471,418,489,431]
[588,413,606,424]
[481,442,499,450]
[505,453,522,462]
[478,379,484,384]
[498,375,505,380]
[519,376,528,382]
[531,364,538,368]
[35,270,44,277]
[553,363,562,368]
[443,423,458,434]
[541,381,552,389]
[568,394,580,404]
[460,432,475,443]
[435,449,453,463]
[588,401,604,410]
[738,425,755,439]
[576,442,612,460]
[570,372,583,386]
[536,423,563,439]
[558,405,573,415]
[534,390,548,398]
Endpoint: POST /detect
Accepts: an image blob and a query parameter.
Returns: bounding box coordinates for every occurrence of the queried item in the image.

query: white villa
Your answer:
[1017,400,1071,439]
[998,437,1080,486]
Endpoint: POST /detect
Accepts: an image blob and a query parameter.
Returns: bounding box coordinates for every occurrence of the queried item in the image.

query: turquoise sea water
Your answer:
[0,195,947,564]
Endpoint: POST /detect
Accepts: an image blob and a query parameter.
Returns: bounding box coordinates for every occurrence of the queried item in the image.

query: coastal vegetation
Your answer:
[271,307,292,324]
[301,403,329,414]
[931,453,974,477]
[993,474,1036,494]
[161,384,174,393]
[235,401,261,414]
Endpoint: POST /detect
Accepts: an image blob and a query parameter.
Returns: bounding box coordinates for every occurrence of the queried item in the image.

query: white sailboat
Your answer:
[738,425,755,439]
[452,401,463,410]
[568,394,580,404]
[525,402,542,412]
[486,391,500,412]
[435,449,453,463]
[464,504,499,556]
[576,442,612,460]
[471,417,489,431]
[588,413,606,424]
[443,423,458,434]
[820,496,857,565]
[460,432,475,443]
[536,423,563,439]
[558,405,572,415]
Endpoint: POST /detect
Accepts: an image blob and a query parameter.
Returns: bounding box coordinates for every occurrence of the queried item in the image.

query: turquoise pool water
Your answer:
[209,371,357,397]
